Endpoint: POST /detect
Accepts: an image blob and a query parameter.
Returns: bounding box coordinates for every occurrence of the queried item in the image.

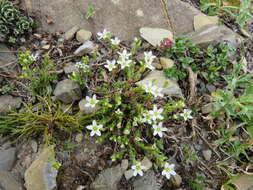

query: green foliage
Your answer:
[0,83,15,95]
[0,0,34,43]
[0,97,80,144]
[188,173,206,190]
[85,7,95,20]
[164,37,233,82]
[200,0,253,28]
[18,51,58,96]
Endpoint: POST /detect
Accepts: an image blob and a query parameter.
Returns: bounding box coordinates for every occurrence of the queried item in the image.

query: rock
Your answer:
[152,62,162,70]
[121,159,129,170]
[0,146,16,171]
[171,174,182,187]
[202,149,212,161]
[76,29,92,43]
[79,99,100,114]
[141,157,152,172]
[187,24,242,49]
[74,41,97,56]
[206,84,216,93]
[21,0,168,41]
[64,26,79,40]
[30,140,38,153]
[140,27,173,47]
[159,57,174,69]
[0,44,18,75]
[136,70,183,98]
[24,146,58,190]
[0,171,23,190]
[133,170,161,190]
[75,133,83,143]
[42,44,50,50]
[63,62,78,74]
[194,14,219,30]
[90,160,128,190]
[53,79,82,104]
[0,95,22,115]
[124,169,134,180]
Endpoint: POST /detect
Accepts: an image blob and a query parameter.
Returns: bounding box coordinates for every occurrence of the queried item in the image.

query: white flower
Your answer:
[150,85,163,98]
[117,59,132,69]
[105,60,117,71]
[153,122,168,137]
[85,94,99,108]
[131,162,146,176]
[142,82,153,94]
[148,105,164,121]
[111,37,121,46]
[75,62,90,72]
[162,163,176,180]
[118,49,131,61]
[180,109,193,121]
[144,51,156,63]
[134,37,139,42]
[145,61,155,70]
[29,54,38,61]
[97,29,111,40]
[141,112,153,124]
[86,120,103,136]
[115,109,123,115]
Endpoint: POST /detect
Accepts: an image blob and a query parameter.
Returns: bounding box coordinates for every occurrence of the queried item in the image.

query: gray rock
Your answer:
[63,26,79,40]
[141,157,152,172]
[0,95,22,115]
[202,149,212,161]
[152,62,162,70]
[74,41,97,56]
[30,140,38,153]
[0,146,16,171]
[63,62,78,74]
[136,70,183,98]
[171,174,182,187]
[21,0,168,41]
[187,24,243,49]
[124,169,134,180]
[0,44,18,75]
[53,79,82,104]
[194,14,219,30]
[0,171,23,190]
[24,146,58,190]
[133,170,161,190]
[78,99,100,114]
[206,84,216,93]
[76,29,92,43]
[90,160,128,190]
[140,27,173,47]
[159,57,174,69]
[42,44,50,50]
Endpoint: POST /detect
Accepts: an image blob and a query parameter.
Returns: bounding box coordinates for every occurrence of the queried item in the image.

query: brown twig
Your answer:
[160,0,175,35]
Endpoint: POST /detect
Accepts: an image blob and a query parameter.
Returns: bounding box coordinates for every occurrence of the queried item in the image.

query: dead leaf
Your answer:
[46,17,54,24]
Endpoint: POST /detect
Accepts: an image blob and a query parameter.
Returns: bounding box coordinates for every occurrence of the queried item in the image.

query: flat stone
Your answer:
[140,27,173,47]
[159,57,174,69]
[202,149,212,161]
[0,95,22,115]
[63,62,78,74]
[0,147,16,171]
[75,133,83,143]
[133,170,161,190]
[22,0,168,41]
[136,70,183,98]
[187,24,242,49]
[63,26,79,40]
[141,157,152,172]
[74,41,97,56]
[0,44,18,75]
[53,79,82,104]
[90,161,128,190]
[0,171,23,190]
[124,169,134,180]
[194,14,219,30]
[42,44,50,50]
[78,99,100,114]
[76,29,92,43]
[24,146,58,190]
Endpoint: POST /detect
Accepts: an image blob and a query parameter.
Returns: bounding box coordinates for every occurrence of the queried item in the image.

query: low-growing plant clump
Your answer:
[0,0,34,43]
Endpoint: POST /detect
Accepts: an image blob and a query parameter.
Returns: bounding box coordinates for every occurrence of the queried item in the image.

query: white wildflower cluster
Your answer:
[86,120,103,136]
[97,29,111,40]
[142,81,163,98]
[131,162,146,176]
[117,49,133,69]
[144,51,156,70]
[174,108,193,121]
[140,105,168,138]
[111,37,121,46]
[75,61,90,72]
